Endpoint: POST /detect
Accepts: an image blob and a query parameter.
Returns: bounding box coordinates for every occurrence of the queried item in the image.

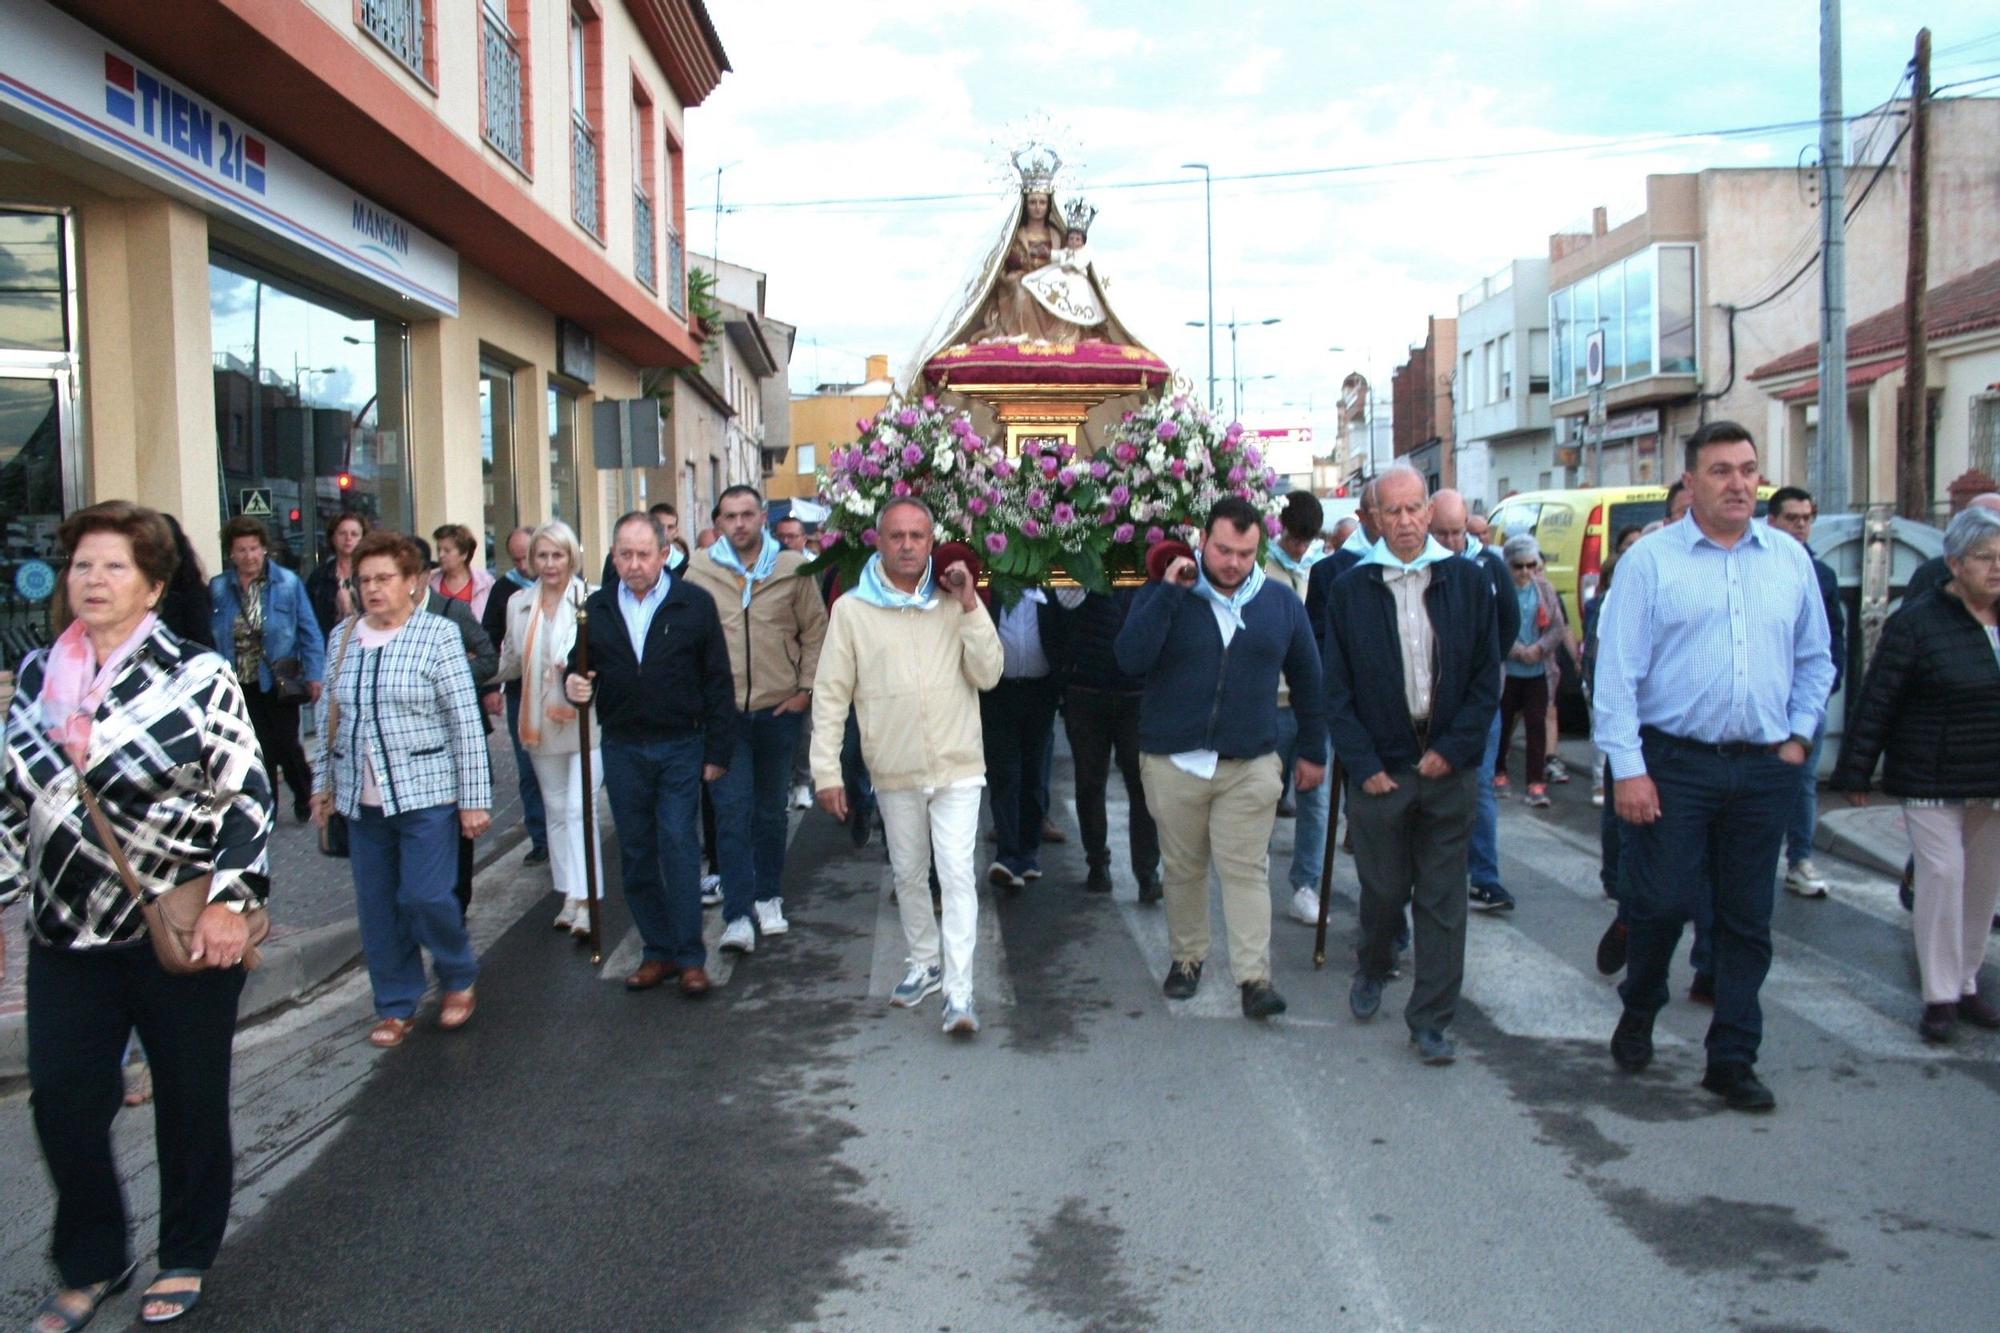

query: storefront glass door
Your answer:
[479,360,518,567]
[0,208,78,668]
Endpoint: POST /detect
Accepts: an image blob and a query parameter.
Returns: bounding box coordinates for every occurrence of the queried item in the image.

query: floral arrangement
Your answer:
[811,390,1284,597]
[811,396,1007,586]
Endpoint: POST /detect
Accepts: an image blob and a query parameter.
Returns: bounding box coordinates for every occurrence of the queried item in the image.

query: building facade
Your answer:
[771,354,894,504]
[661,254,791,528]
[0,0,723,653]
[1391,315,1456,493]
[1544,97,2000,503]
[1451,258,1553,510]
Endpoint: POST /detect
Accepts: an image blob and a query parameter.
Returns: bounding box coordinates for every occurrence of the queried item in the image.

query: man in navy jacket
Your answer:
[1115,497,1326,1020]
[1322,468,1500,1064]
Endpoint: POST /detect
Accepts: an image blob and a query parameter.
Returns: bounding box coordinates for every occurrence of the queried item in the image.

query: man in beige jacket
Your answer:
[686,486,829,949]
[812,498,1003,1035]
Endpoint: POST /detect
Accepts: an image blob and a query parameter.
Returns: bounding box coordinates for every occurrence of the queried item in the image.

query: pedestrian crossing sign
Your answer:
[240,488,274,517]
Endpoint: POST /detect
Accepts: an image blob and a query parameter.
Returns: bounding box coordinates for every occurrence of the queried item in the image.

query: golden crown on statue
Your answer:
[1060,197,1097,237]
[1010,144,1062,194]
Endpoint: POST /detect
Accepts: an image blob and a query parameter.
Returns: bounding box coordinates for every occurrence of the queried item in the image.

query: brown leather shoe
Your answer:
[625,960,678,991]
[678,966,712,997]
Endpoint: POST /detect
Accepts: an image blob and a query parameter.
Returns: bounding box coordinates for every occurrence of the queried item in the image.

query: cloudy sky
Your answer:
[686,1,1997,440]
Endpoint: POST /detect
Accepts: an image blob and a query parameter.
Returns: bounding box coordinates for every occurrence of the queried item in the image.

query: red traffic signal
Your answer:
[336,472,354,490]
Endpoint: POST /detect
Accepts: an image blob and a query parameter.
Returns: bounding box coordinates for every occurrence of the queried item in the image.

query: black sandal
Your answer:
[138,1269,204,1325]
[30,1263,135,1333]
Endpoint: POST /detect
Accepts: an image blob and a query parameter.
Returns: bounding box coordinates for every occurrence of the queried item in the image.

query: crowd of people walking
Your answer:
[3,424,1996,1328]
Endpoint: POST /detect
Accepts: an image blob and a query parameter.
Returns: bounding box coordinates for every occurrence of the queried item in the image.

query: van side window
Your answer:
[1489,501,1541,543]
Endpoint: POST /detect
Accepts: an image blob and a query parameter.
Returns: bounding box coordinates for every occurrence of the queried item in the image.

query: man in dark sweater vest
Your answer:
[567,511,738,997]
[1323,467,1500,1065]
[1115,496,1326,1020]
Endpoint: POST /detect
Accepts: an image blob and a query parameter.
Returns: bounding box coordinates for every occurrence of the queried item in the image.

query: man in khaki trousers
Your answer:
[1115,497,1327,1020]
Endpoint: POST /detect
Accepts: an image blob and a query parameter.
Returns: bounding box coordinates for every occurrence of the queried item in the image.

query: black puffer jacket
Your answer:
[1830,589,2000,799]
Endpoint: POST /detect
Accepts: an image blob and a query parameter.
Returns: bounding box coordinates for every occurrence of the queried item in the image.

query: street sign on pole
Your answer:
[1584,331,1606,388]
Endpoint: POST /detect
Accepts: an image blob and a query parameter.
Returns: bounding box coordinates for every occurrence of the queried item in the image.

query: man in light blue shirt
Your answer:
[1592,421,1833,1112]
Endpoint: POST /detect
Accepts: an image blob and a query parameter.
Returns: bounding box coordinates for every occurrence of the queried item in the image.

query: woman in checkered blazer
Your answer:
[311,532,492,1051]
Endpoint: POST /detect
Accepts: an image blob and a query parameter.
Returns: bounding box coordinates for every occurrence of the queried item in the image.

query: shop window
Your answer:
[0,211,68,354]
[479,360,519,568]
[547,383,581,534]
[209,255,412,569]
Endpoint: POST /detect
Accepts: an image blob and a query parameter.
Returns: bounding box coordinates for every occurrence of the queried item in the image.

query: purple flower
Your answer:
[985,532,1008,554]
[1225,421,1244,439]
[891,480,911,497]
[921,395,937,411]
[1108,483,1131,506]
[1145,526,1165,544]
[1039,455,1059,477]
[1027,488,1049,510]
[1168,459,1187,479]
[1171,395,1188,410]
[861,528,878,547]
[1263,467,1279,488]
[901,443,924,466]
[1156,420,1181,441]
[1264,515,1282,538]
[1057,442,1076,461]
[1021,518,1043,539]
[993,459,1016,478]
[1114,523,1136,543]
[859,460,882,478]
[1089,459,1110,480]
[1113,442,1138,464]
[966,496,987,517]
[1058,468,1077,488]
[820,530,842,550]
[1052,503,1076,525]
[897,408,919,427]
[986,487,1003,505]
[1227,465,1245,484]
[1122,410,1136,422]
[1244,447,1262,467]
[855,418,870,433]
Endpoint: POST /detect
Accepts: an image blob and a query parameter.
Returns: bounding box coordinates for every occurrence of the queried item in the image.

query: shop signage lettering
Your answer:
[103,55,266,194]
[352,202,409,258]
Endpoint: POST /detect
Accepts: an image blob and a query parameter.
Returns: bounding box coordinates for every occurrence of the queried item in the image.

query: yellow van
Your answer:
[1486,484,1776,630]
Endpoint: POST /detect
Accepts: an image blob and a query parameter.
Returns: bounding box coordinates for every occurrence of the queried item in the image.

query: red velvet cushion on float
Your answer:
[1145,540,1195,583]
[923,341,1172,390]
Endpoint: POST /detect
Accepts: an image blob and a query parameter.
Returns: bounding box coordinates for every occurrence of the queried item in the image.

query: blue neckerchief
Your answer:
[1461,536,1484,562]
[1342,525,1372,554]
[503,567,535,591]
[850,554,936,610]
[1267,538,1326,575]
[709,532,781,608]
[1194,561,1265,630]
[1360,535,1454,573]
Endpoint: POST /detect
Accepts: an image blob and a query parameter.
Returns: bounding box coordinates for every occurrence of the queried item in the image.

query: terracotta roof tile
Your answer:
[1749,258,2000,381]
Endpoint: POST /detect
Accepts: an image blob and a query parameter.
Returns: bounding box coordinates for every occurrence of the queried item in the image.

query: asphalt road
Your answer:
[3,751,1997,1331]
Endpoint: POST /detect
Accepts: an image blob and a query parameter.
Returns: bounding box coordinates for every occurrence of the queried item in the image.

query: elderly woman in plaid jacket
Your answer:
[1,501,272,1328]
[312,531,492,1050]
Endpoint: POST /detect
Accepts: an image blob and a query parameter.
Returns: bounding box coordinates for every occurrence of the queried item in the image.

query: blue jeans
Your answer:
[1617,732,1794,1067]
[708,706,804,920]
[1467,709,1505,892]
[349,802,480,1019]
[504,688,547,851]
[601,734,706,968]
[1608,756,1712,975]
[1784,721,1827,867]
[1275,706,1330,891]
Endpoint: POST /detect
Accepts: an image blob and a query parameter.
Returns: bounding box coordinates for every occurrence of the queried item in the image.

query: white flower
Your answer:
[843,491,872,515]
[932,446,956,475]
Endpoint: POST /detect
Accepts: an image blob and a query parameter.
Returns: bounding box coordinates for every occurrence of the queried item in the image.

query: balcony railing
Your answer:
[665,226,686,317]
[571,114,600,237]
[634,191,656,291]
[360,0,425,78]
[480,12,523,169]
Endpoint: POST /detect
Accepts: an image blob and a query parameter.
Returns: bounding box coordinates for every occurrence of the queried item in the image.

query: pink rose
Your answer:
[861,528,878,547]
[1244,447,1262,467]
[1169,459,1187,478]
[860,460,882,478]
[994,459,1016,478]
[1145,526,1165,544]
[1021,518,1043,539]
[1156,420,1180,440]
[1113,523,1135,543]
[1089,460,1110,480]
[1109,484,1131,505]
[1052,503,1076,525]
[855,418,869,433]
[922,395,937,411]
[1027,488,1049,511]
[1122,410,1136,422]
[968,496,988,516]
[1113,443,1138,464]
[901,443,924,466]
[1057,442,1076,461]
[1039,456,1059,477]
[985,532,1008,554]
[892,480,911,497]
[1264,515,1282,537]
[897,408,919,427]
[1058,469,1076,488]
[820,530,841,549]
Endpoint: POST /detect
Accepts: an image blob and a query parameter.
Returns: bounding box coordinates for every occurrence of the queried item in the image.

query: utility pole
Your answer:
[1815,0,1848,512]
[1896,28,1932,520]
[1182,163,1216,412]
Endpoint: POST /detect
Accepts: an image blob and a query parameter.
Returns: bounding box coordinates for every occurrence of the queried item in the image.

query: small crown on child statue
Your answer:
[1060,198,1097,238]
[1010,144,1062,194]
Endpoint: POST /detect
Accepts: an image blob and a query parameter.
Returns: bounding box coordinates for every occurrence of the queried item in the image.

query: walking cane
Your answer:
[1313,759,1345,968]
[572,584,604,965]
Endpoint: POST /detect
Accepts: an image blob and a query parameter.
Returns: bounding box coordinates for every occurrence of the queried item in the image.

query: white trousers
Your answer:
[877,782,981,1003]
[530,750,604,902]
[1904,801,2000,1005]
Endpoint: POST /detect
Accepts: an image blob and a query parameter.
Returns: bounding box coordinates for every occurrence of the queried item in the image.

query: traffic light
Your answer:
[336,472,354,491]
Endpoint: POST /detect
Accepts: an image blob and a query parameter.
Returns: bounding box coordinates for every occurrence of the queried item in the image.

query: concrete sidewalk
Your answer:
[1,729,533,1079]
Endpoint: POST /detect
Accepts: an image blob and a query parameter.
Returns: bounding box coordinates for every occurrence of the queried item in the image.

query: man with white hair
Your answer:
[1323,467,1500,1064]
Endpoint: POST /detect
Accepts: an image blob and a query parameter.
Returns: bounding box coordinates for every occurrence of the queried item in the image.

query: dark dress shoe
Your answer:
[1040,819,1067,844]
[1084,866,1113,894]
[1162,960,1203,1000]
[1595,919,1629,976]
[625,960,678,991]
[678,966,713,997]
[1610,1010,1654,1071]
[523,846,549,867]
[1136,875,1163,904]
[1240,980,1287,1020]
[1920,1003,1957,1043]
[1700,1062,1776,1112]
[1688,972,1716,1005]
[1349,972,1384,1021]
[1956,993,2000,1029]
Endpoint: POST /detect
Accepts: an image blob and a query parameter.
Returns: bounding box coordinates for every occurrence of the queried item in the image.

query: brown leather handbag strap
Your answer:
[321,615,361,783]
[73,768,148,905]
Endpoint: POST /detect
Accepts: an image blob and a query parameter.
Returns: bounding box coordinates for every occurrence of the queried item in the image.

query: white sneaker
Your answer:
[891,962,942,1008]
[701,874,724,907]
[790,783,813,810]
[1784,859,1830,898]
[1590,785,1606,808]
[942,995,980,1035]
[719,916,756,953]
[754,897,789,936]
[553,898,578,931]
[569,902,593,938]
[1289,886,1322,925]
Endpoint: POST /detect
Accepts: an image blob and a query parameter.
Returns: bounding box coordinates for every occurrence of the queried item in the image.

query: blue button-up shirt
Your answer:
[617,573,672,663]
[1592,515,1834,780]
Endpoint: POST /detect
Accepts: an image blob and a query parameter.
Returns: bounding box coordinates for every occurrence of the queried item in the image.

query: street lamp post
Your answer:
[1187,314,1281,421]
[1181,162,1214,412]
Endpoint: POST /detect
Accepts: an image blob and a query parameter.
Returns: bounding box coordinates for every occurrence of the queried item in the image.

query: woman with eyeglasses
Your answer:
[1496,534,1564,809]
